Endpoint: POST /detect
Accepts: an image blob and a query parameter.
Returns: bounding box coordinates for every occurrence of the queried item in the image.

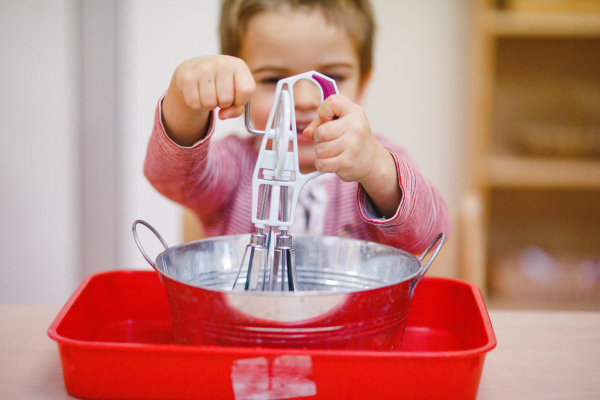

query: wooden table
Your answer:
[1,305,598,399]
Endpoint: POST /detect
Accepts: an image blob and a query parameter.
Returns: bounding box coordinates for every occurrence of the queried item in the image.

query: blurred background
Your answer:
[1,0,598,309]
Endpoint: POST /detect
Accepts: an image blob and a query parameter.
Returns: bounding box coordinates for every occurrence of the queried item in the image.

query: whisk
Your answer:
[232,71,338,291]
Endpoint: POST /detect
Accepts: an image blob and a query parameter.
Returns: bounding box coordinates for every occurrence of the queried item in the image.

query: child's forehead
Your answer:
[243,5,344,35]
[241,7,354,51]
[241,9,358,72]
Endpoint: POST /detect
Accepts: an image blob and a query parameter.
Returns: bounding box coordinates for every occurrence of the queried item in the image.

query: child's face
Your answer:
[240,7,367,172]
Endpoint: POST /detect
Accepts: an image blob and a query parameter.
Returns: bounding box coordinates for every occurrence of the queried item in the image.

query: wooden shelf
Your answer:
[487,295,599,311]
[486,155,600,189]
[463,1,600,309]
[482,10,600,36]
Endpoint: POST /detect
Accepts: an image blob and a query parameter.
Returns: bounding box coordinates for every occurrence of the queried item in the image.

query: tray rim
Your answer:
[47,270,497,359]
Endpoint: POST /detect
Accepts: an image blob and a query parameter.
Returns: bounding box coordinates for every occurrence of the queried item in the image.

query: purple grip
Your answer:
[312,74,338,99]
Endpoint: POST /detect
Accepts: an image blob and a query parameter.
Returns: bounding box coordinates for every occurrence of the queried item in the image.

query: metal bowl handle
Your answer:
[410,232,446,297]
[132,220,169,270]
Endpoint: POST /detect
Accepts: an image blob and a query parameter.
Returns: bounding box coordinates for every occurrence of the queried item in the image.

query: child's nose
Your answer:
[293,80,321,110]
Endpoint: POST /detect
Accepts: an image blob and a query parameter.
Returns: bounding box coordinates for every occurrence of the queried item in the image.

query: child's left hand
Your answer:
[302,95,402,217]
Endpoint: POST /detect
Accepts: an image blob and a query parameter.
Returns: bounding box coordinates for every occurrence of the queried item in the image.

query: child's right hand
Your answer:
[162,55,255,146]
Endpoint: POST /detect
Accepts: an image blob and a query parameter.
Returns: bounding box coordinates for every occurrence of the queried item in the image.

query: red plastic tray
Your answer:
[48,271,496,400]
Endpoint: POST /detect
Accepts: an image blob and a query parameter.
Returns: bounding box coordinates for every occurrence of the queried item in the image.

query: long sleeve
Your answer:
[355,140,450,253]
[144,98,449,253]
[144,97,257,233]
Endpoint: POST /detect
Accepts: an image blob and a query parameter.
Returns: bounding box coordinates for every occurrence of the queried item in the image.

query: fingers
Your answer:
[314,137,360,181]
[302,118,320,140]
[314,134,344,160]
[215,61,255,110]
[217,65,255,119]
[176,56,255,118]
[215,70,234,109]
[233,64,255,108]
[308,117,354,177]
[198,75,217,109]
[179,69,202,110]
[314,154,348,176]
[302,95,375,182]
[218,105,245,119]
[302,95,345,140]
[316,94,343,123]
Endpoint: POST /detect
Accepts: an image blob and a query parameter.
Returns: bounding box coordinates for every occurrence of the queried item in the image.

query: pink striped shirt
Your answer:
[144,100,449,254]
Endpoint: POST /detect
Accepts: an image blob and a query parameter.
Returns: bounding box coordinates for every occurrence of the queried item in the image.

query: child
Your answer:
[144,0,449,253]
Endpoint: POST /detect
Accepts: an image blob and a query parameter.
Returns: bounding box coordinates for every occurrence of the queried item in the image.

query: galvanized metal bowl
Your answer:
[133,220,445,350]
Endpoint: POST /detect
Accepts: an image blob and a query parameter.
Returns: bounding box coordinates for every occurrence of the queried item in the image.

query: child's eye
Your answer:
[259,77,281,85]
[324,74,345,83]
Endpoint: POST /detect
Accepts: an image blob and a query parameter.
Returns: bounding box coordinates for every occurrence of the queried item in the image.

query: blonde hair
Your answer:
[219,0,376,83]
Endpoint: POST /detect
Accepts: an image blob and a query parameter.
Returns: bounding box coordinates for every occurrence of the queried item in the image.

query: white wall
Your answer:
[0,0,79,303]
[369,1,469,207]
[117,1,224,272]
[0,0,469,303]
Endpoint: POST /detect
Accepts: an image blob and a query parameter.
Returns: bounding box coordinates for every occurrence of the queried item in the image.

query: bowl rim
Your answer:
[154,234,424,296]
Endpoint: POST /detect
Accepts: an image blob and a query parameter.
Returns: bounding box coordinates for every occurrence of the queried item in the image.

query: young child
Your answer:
[144,0,449,253]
